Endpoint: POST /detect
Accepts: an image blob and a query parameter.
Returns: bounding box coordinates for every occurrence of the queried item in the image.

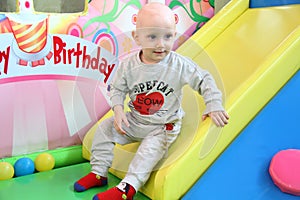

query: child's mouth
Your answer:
[153,50,166,54]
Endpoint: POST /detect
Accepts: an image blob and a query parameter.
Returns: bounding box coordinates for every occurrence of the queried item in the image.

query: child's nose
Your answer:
[156,38,164,48]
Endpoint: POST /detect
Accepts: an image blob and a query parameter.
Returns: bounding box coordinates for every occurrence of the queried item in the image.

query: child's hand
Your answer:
[113,105,130,134]
[202,111,229,127]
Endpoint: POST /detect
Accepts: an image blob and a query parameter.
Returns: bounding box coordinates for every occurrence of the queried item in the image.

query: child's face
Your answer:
[133,3,176,64]
[136,27,176,64]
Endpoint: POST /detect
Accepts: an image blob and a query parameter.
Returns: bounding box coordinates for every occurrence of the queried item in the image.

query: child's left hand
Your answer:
[202,111,229,127]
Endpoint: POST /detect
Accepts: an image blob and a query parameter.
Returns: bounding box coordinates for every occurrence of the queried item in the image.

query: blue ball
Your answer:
[14,158,35,177]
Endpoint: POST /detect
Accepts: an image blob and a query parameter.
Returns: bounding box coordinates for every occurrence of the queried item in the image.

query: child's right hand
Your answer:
[113,105,130,134]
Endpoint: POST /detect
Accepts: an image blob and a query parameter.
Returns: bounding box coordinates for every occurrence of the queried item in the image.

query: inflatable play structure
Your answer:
[1,0,300,199]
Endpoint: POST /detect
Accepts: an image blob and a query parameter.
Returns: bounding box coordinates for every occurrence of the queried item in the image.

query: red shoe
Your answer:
[93,182,136,200]
[74,172,107,192]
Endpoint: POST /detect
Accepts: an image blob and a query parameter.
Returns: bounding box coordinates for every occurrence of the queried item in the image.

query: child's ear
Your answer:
[132,31,141,46]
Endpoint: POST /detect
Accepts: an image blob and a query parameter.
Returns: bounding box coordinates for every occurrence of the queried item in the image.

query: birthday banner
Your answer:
[0,33,118,85]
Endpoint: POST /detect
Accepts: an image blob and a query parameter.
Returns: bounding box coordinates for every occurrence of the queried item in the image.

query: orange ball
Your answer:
[34,153,55,172]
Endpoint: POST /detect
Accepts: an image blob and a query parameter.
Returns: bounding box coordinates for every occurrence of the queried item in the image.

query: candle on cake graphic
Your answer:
[7,0,53,67]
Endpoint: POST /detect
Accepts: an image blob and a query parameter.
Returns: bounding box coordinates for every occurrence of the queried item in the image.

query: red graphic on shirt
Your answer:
[133,92,164,115]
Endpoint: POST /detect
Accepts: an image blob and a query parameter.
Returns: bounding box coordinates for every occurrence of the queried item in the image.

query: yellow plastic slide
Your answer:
[82,1,300,199]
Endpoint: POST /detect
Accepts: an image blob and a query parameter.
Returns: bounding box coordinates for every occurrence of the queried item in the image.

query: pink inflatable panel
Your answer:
[269,149,300,196]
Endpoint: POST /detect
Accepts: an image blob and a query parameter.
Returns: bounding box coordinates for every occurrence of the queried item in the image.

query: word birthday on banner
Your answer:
[0,34,118,84]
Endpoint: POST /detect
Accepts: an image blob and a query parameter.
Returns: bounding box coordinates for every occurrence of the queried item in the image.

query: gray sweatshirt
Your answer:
[110,51,224,124]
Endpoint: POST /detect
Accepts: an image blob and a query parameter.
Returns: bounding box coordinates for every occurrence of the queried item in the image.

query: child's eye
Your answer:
[148,35,156,40]
[165,34,173,40]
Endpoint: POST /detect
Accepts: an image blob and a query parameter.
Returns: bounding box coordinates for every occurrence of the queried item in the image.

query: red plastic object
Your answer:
[269,149,300,196]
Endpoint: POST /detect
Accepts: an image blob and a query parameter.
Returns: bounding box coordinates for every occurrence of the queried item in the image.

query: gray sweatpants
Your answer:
[90,112,181,191]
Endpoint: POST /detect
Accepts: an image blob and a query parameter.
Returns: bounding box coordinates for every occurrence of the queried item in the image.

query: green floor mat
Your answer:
[0,162,150,200]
